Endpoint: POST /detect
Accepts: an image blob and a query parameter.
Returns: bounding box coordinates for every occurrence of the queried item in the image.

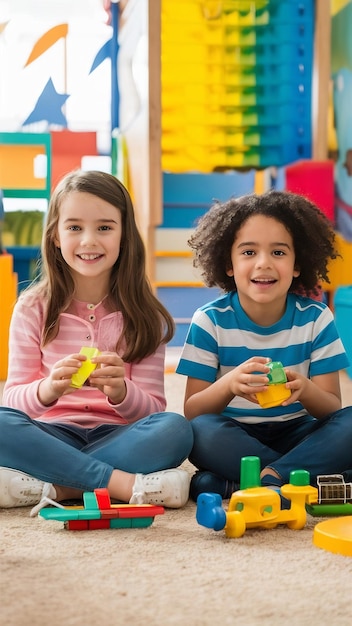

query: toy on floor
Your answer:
[196,456,318,538]
[313,516,352,557]
[70,346,101,388]
[306,474,352,517]
[38,488,164,530]
[255,361,291,408]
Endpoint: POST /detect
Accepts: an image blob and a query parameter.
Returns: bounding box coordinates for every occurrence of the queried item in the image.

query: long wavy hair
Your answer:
[31,170,174,362]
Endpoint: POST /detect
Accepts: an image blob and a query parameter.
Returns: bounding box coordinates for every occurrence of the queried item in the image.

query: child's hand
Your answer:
[229,356,271,404]
[280,368,307,405]
[38,353,87,404]
[88,352,126,404]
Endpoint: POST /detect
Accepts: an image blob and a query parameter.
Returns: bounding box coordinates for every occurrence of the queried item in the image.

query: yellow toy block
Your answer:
[70,347,100,389]
[256,361,291,409]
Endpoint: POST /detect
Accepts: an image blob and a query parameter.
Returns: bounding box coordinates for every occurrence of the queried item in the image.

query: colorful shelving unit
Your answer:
[0,132,51,379]
[156,171,255,345]
[0,132,51,199]
[0,253,17,380]
[161,0,314,172]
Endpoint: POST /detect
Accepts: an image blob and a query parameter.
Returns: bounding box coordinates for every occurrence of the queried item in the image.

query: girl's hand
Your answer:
[38,353,87,404]
[88,352,126,404]
[228,356,272,404]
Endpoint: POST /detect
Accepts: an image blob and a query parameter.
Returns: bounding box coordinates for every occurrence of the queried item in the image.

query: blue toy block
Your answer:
[196,493,227,531]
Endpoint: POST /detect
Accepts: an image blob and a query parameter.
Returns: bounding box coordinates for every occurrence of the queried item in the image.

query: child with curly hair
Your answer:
[176,189,352,501]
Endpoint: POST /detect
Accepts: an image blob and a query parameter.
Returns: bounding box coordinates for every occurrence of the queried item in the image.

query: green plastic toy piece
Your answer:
[267,361,287,384]
[289,470,310,487]
[240,456,261,490]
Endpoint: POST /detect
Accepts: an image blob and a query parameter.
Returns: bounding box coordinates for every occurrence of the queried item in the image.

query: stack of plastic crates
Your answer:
[161,0,314,172]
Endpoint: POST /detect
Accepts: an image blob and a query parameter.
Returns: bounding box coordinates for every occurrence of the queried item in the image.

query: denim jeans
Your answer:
[189,407,352,485]
[0,407,193,491]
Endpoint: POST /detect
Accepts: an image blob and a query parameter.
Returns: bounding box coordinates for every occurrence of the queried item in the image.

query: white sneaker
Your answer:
[130,468,190,508]
[0,467,56,514]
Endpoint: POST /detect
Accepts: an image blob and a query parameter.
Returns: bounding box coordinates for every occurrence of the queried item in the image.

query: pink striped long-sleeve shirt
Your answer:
[3,291,167,428]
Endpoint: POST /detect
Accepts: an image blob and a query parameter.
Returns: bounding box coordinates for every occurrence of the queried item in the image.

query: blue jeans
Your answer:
[189,407,352,485]
[0,407,193,491]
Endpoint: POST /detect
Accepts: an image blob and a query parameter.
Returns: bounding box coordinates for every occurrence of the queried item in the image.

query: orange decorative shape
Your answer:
[24,24,68,66]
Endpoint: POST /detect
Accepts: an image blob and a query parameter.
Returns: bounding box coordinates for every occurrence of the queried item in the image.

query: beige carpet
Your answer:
[1,370,352,625]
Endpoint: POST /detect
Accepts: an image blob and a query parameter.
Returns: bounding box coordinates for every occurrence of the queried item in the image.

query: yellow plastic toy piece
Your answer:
[256,361,291,408]
[196,457,319,539]
[70,347,100,389]
[256,384,291,409]
[313,517,352,557]
[225,480,318,538]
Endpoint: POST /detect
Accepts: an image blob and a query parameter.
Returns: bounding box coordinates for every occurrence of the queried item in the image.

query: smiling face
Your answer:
[54,191,122,298]
[226,214,300,324]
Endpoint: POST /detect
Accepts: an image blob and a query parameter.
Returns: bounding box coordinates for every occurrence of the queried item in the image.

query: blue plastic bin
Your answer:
[6,246,40,292]
[334,286,352,378]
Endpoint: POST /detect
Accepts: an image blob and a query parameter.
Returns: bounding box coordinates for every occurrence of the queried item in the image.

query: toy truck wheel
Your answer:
[225,511,246,538]
[287,509,306,530]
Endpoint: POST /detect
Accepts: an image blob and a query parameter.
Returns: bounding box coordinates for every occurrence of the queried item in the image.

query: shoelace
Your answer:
[30,483,64,518]
[129,491,145,504]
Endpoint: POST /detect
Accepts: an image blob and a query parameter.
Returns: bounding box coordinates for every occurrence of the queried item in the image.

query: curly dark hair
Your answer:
[188,189,338,294]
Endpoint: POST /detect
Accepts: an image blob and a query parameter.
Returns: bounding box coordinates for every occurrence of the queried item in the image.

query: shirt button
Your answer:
[88,314,96,322]
[87,304,95,310]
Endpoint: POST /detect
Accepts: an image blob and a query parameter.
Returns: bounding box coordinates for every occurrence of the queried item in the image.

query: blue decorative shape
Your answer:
[89,39,111,73]
[22,78,69,127]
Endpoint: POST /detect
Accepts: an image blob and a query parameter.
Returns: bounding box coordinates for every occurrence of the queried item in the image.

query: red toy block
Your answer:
[94,488,112,510]
[66,520,89,531]
[285,160,334,222]
[99,504,164,520]
[88,519,110,530]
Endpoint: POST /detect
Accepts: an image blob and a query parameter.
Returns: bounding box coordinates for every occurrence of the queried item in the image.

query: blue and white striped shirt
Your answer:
[176,292,349,423]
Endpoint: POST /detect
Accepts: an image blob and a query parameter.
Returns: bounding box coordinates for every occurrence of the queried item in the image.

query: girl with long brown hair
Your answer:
[0,170,192,514]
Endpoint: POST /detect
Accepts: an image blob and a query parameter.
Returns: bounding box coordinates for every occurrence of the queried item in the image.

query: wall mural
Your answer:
[0,4,118,134]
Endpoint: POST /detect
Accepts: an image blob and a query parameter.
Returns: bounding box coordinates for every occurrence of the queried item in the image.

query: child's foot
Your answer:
[130,468,190,508]
[0,466,56,510]
[261,474,291,510]
[190,470,239,502]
